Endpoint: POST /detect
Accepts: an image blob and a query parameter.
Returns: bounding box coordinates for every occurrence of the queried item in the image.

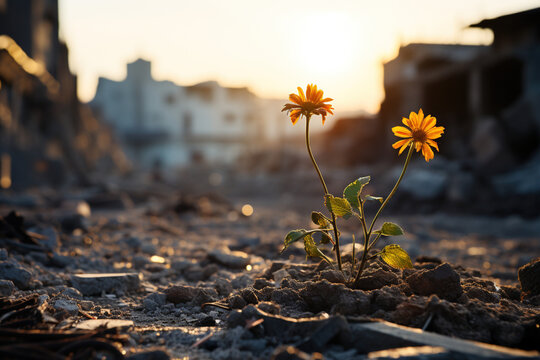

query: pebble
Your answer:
[0,279,15,296]
[0,261,33,289]
[70,273,141,296]
[518,257,540,296]
[0,248,7,260]
[208,248,250,269]
[54,299,79,316]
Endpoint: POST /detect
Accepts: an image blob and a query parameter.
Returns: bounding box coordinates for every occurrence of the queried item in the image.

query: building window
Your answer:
[224,113,236,123]
[183,112,192,135]
[165,94,176,105]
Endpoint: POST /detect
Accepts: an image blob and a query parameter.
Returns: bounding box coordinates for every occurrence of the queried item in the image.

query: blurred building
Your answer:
[379,7,540,174]
[91,59,292,168]
[0,0,128,190]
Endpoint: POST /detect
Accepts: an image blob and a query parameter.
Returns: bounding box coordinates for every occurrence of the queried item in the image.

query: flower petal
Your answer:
[289,94,302,105]
[422,115,436,131]
[426,126,444,138]
[422,143,434,162]
[409,111,418,128]
[392,139,409,149]
[402,117,413,128]
[417,108,424,126]
[426,139,439,151]
[306,84,313,100]
[392,126,412,138]
[415,141,422,152]
[297,87,306,101]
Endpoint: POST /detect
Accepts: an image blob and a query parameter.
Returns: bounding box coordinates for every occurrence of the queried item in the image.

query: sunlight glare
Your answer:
[295,13,354,75]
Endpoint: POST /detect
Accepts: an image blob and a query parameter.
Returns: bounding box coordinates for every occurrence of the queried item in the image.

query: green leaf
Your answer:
[324,195,353,219]
[282,229,308,253]
[311,211,330,228]
[320,231,333,244]
[304,235,333,264]
[375,222,404,236]
[343,176,370,209]
[364,195,383,203]
[380,244,413,269]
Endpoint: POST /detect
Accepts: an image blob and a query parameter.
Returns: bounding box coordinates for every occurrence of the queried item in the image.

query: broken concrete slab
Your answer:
[70,273,140,296]
[75,319,134,330]
[347,320,539,358]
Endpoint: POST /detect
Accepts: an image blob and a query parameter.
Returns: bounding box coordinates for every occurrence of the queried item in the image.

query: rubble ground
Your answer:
[0,186,539,359]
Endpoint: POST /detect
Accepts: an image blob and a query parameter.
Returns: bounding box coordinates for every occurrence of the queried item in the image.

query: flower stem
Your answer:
[353,143,414,287]
[305,116,342,271]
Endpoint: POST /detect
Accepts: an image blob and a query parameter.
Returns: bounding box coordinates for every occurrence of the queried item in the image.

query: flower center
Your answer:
[412,129,427,144]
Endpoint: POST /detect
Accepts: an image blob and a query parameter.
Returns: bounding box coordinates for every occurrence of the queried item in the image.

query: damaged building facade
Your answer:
[91,59,294,169]
[380,7,540,174]
[0,0,128,190]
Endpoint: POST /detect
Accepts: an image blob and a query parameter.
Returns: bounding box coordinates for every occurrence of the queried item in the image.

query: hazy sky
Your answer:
[59,0,540,114]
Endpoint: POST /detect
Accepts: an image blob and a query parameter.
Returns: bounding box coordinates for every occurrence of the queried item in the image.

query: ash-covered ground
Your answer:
[0,174,539,359]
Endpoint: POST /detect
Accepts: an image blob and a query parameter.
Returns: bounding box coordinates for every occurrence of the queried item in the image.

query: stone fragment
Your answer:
[208,248,250,269]
[70,273,140,296]
[76,319,134,330]
[355,269,400,290]
[299,280,371,315]
[53,299,79,316]
[164,285,196,304]
[0,261,32,289]
[61,287,83,299]
[125,350,170,360]
[405,263,463,301]
[518,258,540,297]
[0,279,15,296]
[164,285,216,306]
[318,269,346,284]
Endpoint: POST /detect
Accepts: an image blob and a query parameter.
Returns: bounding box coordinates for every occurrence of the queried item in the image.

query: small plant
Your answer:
[281,85,444,287]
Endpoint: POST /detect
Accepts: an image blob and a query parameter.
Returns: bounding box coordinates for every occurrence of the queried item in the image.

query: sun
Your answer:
[296,13,355,75]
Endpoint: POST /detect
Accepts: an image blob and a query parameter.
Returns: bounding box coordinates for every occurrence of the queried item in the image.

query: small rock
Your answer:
[0,261,32,289]
[257,301,280,315]
[164,285,196,304]
[253,278,272,290]
[0,248,7,260]
[0,279,15,296]
[208,248,250,269]
[62,287,83,299]
[145,292,167,306]
[60,214,88,233]
[355,269,400,290]
[273,268,290,287]
[29,226,59,251]
[50,253,73,268]
[132,255,150,269]
[125,350,171,360]
[195,315,216,326]
[406,263,463,301]
[143,298,159,312]
[518,258,540,297]
[140,243,158,255]
[164,285,216,306]
[70,273,140,296]
[271,345,318,360]
[214,278,233,296]
[318,269,346,284]
[54,299,79,316]
[228,295,247,309]
[465,286,499,303]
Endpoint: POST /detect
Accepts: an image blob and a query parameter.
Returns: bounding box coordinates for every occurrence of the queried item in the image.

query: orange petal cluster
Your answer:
[392,109,444,162]
[282,84,334,125]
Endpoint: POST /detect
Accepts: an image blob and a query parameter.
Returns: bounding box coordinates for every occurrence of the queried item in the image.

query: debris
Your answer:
[53,299,79,316]
[75,319,134,330]
[208,247,250,269]
[0,261,33,289]
[70,273,141,296]
[405,263,463,301]
[0,280,15,296]
[518,258,540,297]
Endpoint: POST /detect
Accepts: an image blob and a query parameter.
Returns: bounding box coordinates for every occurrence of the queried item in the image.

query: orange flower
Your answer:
[392,109,444,162]
[282,84,334,125]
